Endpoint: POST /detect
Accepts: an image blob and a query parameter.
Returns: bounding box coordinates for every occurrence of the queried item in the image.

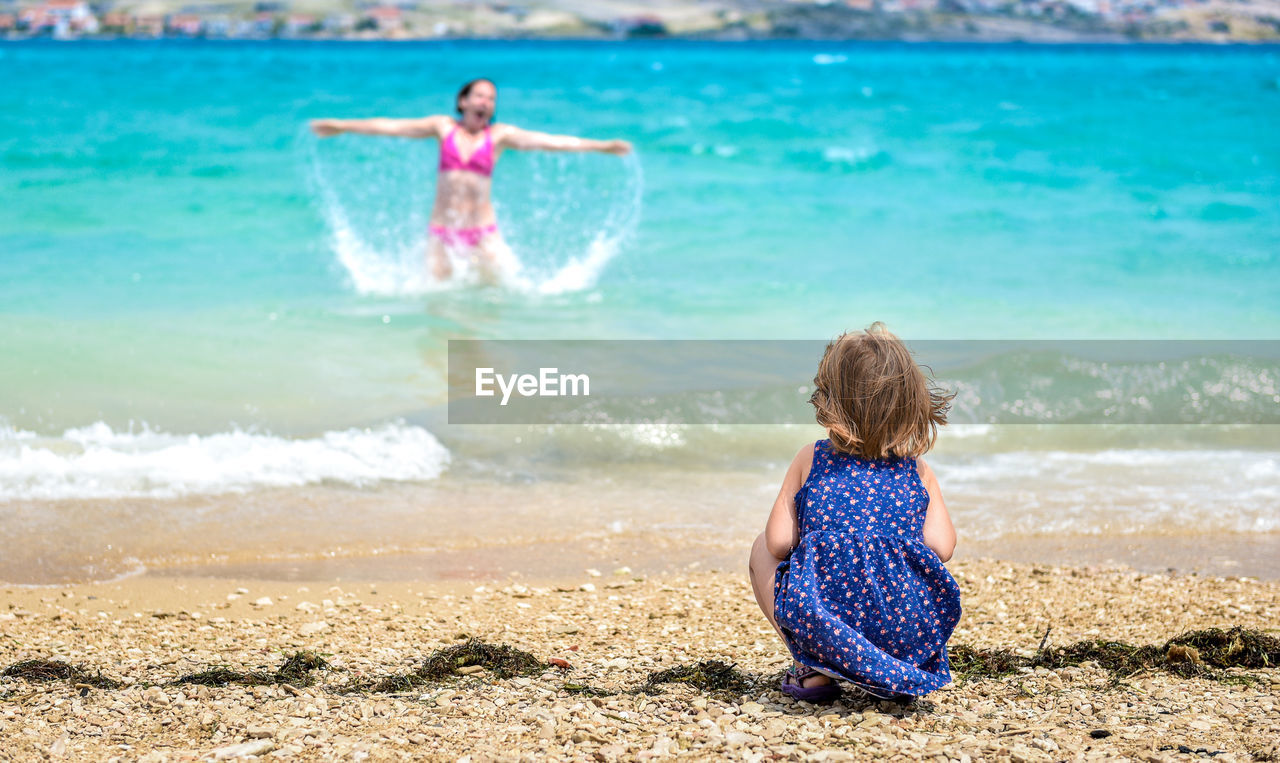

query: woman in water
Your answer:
[310,79,632,284]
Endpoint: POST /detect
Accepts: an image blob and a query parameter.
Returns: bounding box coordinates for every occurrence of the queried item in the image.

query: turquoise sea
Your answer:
[1,41,1277,583]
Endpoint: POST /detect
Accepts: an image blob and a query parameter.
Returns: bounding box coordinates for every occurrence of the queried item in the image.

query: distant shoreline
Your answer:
[4,34,1280,45]
[7,0,1279,44]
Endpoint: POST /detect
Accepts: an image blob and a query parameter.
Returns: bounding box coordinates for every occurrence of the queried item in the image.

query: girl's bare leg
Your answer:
[472,244,500,287]
[474,232,519,287]
[428,237,452,281]
[749,532,831,688]
[749,532,784,635]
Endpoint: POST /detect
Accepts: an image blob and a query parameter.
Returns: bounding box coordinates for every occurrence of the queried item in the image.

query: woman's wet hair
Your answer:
[809,321,954,460]
[456,78,496,118]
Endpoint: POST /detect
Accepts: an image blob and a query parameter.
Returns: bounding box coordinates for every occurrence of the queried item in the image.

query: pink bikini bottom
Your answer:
[429,223,498,249]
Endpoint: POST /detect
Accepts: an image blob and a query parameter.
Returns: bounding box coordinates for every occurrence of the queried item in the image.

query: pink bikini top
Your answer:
[438,124,494,177]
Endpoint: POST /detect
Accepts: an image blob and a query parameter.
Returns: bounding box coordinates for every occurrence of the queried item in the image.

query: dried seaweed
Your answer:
[170,650,329,688]
[1,659,121,689]
[357,639,547,693]
[274,651,330,686]
[949,645,1027,681]
[562,682,618,697]
[8,627,1274,701]
[641,660,758,700]
[419,639,543,680]
[1166,627,1279,669]
[950,627,1278,684]
[171,666,274,687]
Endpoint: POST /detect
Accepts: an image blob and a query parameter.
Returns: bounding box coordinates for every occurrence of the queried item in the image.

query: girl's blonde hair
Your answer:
[809,321,954,459]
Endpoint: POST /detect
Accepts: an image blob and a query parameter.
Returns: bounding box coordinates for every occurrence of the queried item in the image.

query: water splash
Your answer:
[533,152,644,295]
[304,129,642,297]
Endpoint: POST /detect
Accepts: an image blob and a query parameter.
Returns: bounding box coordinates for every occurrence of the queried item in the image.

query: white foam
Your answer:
[813,54,848,65]
[617,423,688,450]
[937,448,1280,537]
[943,424,995,439]
[0,422,450,500]
[327,204,439,297]
[940,447,1276,482]
[823,145,886,167]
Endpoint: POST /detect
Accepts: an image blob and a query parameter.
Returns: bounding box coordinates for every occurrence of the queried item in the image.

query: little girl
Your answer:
[749,322,962,703]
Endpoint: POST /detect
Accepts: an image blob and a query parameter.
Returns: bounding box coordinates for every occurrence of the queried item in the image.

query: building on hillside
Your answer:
[323,13,355,33]
[251,11,276,34]
[99,11,130,32]
[202,15,233,36]
[19,0,98,34]
[362,5,403,30]
[284,13,317,34]
[167,13,203,35]
[134,13,164,35]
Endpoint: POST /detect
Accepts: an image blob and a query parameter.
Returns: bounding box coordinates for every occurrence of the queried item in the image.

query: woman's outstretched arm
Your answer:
[310,115,447,139]
[497,125,631,155]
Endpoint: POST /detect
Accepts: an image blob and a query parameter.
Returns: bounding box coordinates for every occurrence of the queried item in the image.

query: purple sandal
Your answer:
[780,665,841,703]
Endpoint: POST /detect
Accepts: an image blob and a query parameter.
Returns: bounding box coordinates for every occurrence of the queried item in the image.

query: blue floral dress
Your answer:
[773,439,962,698]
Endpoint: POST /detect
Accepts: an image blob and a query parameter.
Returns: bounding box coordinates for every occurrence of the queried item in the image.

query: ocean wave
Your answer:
[0,422,451,500]
[942,424,995,439]
[822,146,890,170]
[938,448,1280,537]
[942,351,1280,426]
[691,143,740,158]
[940,447,1277,481]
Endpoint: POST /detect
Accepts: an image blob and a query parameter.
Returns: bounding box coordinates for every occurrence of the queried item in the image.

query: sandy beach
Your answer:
[2,557,1278,761]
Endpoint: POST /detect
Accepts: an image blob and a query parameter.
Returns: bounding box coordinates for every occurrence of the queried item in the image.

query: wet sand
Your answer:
[962,532,1280,581]
[2,557,1278,761]
[145,530,1280,584]
[8,460,1277,586]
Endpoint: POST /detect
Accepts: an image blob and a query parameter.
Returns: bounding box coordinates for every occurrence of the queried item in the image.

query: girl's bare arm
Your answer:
[918,458,956,562]
[764,442,815,559]
[496,125,631,155]
[310,115,446,139]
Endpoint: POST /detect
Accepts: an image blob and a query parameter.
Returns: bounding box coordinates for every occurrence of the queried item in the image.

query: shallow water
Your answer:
[1,41,1277,583]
